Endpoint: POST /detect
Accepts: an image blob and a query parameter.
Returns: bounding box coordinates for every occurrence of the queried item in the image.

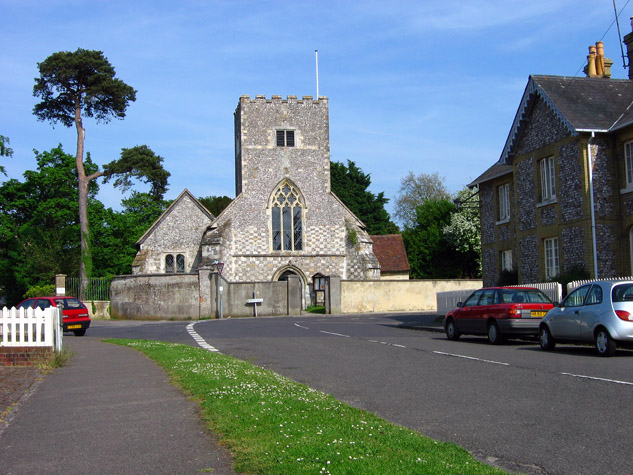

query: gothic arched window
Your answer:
[271,182,303,251]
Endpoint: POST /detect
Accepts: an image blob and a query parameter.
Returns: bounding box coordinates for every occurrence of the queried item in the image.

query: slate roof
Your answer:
[500,75,633,164]
[370,234,410,273]
[468,162,513,187]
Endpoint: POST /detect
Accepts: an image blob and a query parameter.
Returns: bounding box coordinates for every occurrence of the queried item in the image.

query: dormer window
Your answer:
[276,130,295,147]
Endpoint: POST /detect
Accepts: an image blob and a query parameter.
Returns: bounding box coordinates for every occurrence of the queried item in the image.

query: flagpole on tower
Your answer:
[315,49,319,98]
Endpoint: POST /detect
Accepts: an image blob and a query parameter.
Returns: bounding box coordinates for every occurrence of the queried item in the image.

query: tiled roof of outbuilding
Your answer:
[370,234,410,273]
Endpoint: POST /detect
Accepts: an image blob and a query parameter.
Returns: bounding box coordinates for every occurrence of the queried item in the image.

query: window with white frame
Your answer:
[540,156,556,202]
[501,250,513,272]
[544,237,559,280]
[498,183,510,221]
[625,141,633,187]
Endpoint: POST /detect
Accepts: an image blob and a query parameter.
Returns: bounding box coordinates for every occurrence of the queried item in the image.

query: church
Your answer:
[113,95,384,318]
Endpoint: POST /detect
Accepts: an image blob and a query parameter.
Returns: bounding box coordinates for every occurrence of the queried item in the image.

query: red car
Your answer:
[17,296,91,336]
[444,287,554,344]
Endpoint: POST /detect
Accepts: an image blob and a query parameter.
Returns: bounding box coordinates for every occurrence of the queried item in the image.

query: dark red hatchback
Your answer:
[17,296,91,336]
[444,287,554,344]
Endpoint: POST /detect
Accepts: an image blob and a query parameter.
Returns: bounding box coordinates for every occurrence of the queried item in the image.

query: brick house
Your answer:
[470,34,633,286]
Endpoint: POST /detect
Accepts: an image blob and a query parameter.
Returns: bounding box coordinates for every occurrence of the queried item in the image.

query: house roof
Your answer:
[136,189,215,246]
[370,234,410,273]
[500,75,633,164]
[468,162,513,188]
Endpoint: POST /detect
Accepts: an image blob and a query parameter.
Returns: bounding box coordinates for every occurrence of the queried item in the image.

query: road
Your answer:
[90,314,633,474]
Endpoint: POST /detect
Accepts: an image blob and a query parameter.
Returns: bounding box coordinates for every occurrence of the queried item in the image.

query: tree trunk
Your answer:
[75,101,91,301]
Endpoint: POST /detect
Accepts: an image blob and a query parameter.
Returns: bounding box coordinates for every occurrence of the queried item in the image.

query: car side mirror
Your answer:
[456,301,464,308]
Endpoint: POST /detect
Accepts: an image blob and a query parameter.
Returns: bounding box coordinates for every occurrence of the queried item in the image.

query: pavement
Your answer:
[389,312,445,333]
[0,337,236,475]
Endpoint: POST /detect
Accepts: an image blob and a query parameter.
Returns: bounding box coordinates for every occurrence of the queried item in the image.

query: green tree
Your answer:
[330,160,398,235]
[33,49,169,298]
[403,194,481,279]
[198,195,232,216]
[0,146,98,303]
[394,171,450,228]
[0,135,12,175]
[442,187,481,278]
[91,192,168,276]
[402,199,455,279]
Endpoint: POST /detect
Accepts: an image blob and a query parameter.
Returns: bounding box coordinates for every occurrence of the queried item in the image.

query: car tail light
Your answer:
[616,310,633,321]
[508,309,522,317]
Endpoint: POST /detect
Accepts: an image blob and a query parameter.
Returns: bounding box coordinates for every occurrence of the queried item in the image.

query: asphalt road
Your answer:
[90,314,633,474]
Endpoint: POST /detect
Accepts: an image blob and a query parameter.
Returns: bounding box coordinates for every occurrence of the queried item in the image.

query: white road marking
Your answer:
[297,324,407,348]
[320,331,350,338]
[186,322,220,352]
[561,372,633,386]
[433,351,510,366]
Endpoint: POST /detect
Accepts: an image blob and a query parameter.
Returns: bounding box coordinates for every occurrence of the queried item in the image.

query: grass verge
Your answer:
[108,339,503,474]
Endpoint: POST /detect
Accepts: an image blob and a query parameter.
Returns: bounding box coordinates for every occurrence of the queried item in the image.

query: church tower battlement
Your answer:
[234,95,330,198]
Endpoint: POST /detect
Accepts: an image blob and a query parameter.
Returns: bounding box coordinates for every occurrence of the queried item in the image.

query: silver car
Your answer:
[539,280,633,356]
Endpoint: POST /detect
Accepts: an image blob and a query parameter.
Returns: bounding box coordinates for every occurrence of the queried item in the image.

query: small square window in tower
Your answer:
[276,130,295,147]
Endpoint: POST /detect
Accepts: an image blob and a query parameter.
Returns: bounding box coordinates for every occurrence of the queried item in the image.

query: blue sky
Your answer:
[2,0,633,219]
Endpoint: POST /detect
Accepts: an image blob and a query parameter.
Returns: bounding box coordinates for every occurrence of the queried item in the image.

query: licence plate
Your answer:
[531,311,547,317]
[67,324,82,330]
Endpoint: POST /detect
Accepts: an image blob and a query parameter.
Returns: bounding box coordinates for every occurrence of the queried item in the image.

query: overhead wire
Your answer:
[573,0,631,77]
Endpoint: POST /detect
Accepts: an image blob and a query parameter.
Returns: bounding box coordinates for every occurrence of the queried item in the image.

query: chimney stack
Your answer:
[584,41,612,78]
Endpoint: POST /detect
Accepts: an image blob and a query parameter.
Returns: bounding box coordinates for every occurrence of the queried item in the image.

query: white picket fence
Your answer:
[0,306,63,352]
[567,276,633,294]
[436,282,563,316]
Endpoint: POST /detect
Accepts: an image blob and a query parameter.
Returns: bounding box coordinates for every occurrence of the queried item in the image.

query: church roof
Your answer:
[370,234,410,273]
[135,189,215,247]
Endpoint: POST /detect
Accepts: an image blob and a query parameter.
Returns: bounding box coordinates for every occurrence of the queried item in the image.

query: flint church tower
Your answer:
[201,94,379,292]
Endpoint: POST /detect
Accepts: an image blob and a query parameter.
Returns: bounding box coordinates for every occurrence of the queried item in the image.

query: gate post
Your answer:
[198,269,214,319]
[324,276,342,314]
[55,274,66,297]
[287,275,302,316]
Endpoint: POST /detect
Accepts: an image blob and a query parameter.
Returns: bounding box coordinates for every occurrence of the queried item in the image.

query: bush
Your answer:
[496,269,518,286]
[553,264,590,296]
[24,284,56,298]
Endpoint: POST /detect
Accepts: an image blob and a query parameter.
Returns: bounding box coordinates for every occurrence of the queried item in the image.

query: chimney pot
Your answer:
[586,46,597,77]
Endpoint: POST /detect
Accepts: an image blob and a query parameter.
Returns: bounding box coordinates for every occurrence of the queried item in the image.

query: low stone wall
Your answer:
[85,300,110,319]
[110,273,483,319]
[222,281,288,317]
[0,346,52,366]
[110,274,201,320]
[341,279,483,314]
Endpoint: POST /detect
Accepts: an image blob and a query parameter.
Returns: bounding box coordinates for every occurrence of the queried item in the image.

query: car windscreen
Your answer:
[499,289,552,304]
[612,284,633,302]
[54,298,85,309]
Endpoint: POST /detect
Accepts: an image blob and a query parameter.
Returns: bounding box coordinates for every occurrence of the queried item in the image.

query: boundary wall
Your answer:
[110,273,483,319]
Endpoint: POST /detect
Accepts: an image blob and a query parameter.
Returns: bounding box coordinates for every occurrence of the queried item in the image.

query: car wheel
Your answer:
[595,328,616,357]
[487,321,505,345]
[73,329,86,337]
[539,325,556,351]
[445,318,460,340]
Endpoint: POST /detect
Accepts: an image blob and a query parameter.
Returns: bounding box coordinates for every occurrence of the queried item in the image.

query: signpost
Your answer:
[217,262,224,319]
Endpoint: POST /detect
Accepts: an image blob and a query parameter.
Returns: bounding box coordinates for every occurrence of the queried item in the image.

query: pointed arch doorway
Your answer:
[274,266,306,315]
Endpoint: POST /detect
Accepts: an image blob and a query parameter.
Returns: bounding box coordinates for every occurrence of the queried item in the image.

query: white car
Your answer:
[539,280,633,356]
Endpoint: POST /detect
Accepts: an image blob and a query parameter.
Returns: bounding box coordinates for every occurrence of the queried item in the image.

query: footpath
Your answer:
[0,337,236,475]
